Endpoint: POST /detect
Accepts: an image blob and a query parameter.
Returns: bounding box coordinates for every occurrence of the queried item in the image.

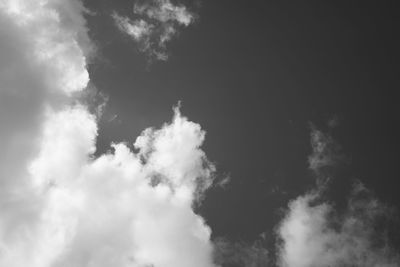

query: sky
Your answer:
[0,0,399,267]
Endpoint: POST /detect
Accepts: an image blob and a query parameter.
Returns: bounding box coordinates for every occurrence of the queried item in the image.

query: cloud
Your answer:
[113,0,196,61]
[276,183,400,267]
[0,1,216,266]
[113,13,153,42]
[215,123,400,267]
[0,0,91,246]
[276,125,400,267]
[26,106,216,267]
[214,175,231,189]
[133,0,194,26]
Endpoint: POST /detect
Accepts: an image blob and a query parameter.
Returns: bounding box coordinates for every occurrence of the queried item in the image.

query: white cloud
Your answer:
[113,0,196,61]
[277,184,400,267]
[133,0,194,26]
[26,106,216,267]
[113,13,152,41]
[0,0,91,248]
[0,1,217,266]
[276,125,400,267]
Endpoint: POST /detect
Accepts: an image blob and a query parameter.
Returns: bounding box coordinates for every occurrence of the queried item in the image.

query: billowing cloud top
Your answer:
[113,0,196,61]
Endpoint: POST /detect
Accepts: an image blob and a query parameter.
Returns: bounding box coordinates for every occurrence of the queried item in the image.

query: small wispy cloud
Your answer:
[308,123,347,179]
[276,122,400,267]
[214,174,231,189]
[113,14,153,41]
[276,182,400,267]
[113,0,196,61]
[213,121,400,266]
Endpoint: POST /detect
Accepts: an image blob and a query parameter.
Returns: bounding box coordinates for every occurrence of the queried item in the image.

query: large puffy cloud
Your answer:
[27,106,216,267]
[113,0,196,61]
[0,1,217,266]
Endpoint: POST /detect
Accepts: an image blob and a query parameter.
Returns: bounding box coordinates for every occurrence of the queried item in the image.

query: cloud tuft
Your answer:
[277,183,400,267]
[113,0,196,61]
[308,124,347,179]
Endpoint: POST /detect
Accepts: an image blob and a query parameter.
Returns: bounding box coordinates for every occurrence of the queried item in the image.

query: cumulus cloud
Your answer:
[0,1,216,266]
[113,0,196,61]
[27,106,216,267]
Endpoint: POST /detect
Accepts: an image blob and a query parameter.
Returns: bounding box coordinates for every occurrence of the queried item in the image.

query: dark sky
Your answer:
[85,0,400,248]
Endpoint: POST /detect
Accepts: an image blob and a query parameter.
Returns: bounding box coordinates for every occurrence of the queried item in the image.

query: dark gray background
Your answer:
[84,0,400,249]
